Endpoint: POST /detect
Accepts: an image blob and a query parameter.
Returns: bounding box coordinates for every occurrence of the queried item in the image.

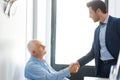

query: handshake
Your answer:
[68,62,80,73]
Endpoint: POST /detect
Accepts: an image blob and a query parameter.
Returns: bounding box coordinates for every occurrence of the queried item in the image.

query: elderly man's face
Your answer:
[34,41,46,58]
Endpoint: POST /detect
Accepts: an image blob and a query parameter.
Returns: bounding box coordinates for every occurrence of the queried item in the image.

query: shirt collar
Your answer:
[30,56,45,63]
[103,15,109,24]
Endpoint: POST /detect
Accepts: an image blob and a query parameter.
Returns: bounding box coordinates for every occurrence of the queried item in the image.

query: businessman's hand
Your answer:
[69,62,80,73]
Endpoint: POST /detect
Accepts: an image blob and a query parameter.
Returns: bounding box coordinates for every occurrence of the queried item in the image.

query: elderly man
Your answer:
[24,40,80,80]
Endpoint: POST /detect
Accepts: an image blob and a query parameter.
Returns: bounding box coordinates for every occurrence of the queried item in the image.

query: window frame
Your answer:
[51,0,108,71]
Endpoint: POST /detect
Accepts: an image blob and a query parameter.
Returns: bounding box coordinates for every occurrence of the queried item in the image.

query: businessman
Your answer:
[76,0,120,78]
[24,39,80,80]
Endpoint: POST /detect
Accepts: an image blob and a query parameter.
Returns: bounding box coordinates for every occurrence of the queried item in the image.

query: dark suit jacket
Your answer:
[78,15,120,76]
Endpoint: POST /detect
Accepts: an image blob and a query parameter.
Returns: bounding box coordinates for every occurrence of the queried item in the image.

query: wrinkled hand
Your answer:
[69,62,80,73]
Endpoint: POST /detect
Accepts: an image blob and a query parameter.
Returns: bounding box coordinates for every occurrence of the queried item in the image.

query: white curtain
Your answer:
[0,0,31,80]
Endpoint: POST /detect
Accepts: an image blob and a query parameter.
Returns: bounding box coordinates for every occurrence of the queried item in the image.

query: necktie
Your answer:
[100,22,105,25]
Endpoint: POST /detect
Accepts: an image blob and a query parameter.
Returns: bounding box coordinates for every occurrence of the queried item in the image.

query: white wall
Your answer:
[45,0,52,65]
[109,0,120,17]
[0,0,31,80]
[37,0,52,65]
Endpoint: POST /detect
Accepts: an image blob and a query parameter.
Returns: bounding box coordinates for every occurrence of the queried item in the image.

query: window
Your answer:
[51,0,106,67]
[56,0,97,65]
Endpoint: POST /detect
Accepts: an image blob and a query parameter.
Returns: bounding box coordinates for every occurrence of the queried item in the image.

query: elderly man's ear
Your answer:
[32,50,36,56]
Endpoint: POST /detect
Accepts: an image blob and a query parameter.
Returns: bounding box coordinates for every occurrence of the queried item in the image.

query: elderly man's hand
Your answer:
[69,62,80,73]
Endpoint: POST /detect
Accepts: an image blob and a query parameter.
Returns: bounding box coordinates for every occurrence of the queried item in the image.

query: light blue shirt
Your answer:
[24,56,70,80]
[99,15,114,60]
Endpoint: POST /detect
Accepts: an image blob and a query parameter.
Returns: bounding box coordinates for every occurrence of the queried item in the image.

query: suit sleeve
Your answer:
[116,19,120,38]
[77,48,94,67]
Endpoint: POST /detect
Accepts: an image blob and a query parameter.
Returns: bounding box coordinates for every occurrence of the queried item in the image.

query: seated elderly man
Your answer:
[24,40,80,80]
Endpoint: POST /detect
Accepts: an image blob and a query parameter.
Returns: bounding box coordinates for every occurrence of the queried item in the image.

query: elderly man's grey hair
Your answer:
[27,40,38,54]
